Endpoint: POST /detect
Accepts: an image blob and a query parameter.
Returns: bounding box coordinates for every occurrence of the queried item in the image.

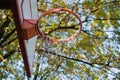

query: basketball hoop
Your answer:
[2,0,82,77]
[36,8,82,44]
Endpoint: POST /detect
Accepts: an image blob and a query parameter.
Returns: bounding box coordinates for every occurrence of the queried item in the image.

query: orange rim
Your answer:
[36,8,82,44]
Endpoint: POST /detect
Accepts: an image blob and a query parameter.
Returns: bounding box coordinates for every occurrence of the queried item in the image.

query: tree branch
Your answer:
[0,16,11,39]
[95,18,120,20]
[0,28,16,46]
[2,37,17,48]
[37,49,93,66]
[0,50,16,62]
[0,16,11,30]
[37,48,117,77]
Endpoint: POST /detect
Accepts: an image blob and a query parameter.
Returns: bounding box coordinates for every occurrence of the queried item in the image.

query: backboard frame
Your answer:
[10,0,38,77]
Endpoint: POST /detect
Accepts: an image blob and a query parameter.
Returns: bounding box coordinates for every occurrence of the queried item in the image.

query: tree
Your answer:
[0,0,120,79]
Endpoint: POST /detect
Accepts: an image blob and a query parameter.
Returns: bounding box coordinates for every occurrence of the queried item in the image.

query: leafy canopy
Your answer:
[0,0,120,80]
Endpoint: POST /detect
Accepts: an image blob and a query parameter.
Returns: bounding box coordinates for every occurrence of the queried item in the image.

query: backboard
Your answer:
[10,0,38,77]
